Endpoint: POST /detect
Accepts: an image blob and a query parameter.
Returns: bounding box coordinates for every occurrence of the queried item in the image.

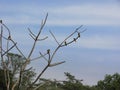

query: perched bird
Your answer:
[47,49,50,54]
[73,38,76,42]
[64,41,67,46]
[0,20,2,23]
[78,32,80,37]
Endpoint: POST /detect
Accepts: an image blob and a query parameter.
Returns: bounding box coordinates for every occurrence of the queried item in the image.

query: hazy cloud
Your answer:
[0,3,120,26]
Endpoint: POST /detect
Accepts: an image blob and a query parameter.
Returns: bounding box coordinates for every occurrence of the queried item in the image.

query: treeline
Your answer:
[1,68,120,90]
[37,72,120,90]
[0,53,120,90]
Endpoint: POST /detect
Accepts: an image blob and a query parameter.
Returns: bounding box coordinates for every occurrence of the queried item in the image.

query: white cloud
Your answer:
[78,35,120,50]
[47,4,120,26]
[0,3,120,26]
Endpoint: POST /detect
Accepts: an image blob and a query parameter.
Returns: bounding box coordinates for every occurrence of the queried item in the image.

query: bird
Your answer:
[64,41,67,46]
[0,20,2,23]
[73,38,76,42]
[47,49,50,54]
[78,32,80,37]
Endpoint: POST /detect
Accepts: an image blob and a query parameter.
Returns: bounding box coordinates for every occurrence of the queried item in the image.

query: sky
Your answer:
[0,0,120,85]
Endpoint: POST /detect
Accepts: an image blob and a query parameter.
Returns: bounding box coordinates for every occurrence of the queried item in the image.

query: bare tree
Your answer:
[0,14,85,90]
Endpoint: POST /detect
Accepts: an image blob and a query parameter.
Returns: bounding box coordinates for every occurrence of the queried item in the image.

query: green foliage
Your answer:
[0,68,14,90]
[61,72,83,90]
[31,72,120,90]
[36,72,96,90]
[7,53,24,70]
[97,73,120,90]
[0,69,7,89]
[18,69,36,90]
[0,53,36,90]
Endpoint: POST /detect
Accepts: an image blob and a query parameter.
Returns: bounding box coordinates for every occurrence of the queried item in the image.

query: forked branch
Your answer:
[0,13,86,90]
[30,25,84,87]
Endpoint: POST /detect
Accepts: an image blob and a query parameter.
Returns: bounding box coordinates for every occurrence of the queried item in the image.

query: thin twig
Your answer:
[61,35,79,47]
[28,28,36,38]
[49,30,59,45]
[30,53,47,61]
[37,36,48,41]
[39,52,48,62]
[80,28,87,33]
[31,64,49,86]
[0,21,11,37]
[29,33,35,40]
[28,13,48,59]
[2,43,17,56]
[49,61,65,67]
[49,26,83,63]
[10,39,26,59]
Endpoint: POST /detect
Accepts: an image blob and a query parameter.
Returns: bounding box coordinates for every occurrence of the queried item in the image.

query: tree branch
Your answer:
[27,13,48,59]
[49,30,59,45]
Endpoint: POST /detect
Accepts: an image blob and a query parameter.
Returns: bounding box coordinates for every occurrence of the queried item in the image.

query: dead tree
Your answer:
[0,14,85,90]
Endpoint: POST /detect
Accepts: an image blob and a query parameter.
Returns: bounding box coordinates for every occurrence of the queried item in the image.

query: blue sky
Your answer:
[0,0,120,85]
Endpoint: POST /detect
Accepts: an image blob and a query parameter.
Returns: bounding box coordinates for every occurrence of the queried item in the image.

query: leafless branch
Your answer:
[39,52,48,62]
[30,53,47,61]
[37,36,48,41]
[49,30,60,45]
[31,64,49,86]
[0,13,85,90]
[10,39,26,59]
[2,43,17,56]
[0,20,11,37]
[49,26,83,64]
[49,61,66,67]
[30,25,83,87]
[80,28,87,33]
[27,13,48,59]
[28,28,36,39]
